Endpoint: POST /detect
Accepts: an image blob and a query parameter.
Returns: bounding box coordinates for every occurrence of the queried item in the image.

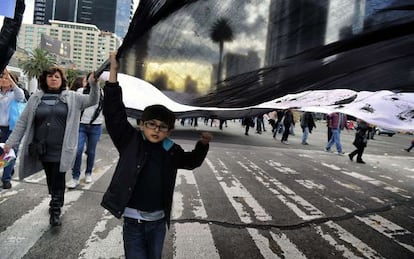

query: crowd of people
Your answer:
[0,59,412,257]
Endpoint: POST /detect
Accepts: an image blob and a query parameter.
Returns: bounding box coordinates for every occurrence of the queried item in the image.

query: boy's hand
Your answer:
[199,132,213,145]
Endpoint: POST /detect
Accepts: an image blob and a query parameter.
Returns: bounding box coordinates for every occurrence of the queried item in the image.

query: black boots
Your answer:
[49,191,64,226]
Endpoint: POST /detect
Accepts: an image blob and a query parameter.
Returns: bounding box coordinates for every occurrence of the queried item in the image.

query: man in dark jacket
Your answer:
[101,53,212,258]
[300,112,316,145]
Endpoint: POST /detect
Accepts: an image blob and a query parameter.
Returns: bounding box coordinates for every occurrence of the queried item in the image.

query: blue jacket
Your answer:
[101,82,209,227]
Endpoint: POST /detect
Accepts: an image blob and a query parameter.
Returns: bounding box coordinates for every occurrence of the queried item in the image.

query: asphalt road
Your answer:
[1,119,413,258]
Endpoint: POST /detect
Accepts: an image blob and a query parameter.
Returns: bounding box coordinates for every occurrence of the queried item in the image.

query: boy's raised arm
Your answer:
[109,52,118,83]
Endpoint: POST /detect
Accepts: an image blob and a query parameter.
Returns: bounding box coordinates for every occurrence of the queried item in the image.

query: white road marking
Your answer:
[0,190,83,259]
[79,210,124,259]
[295,180,325,190]
[173,223,219,259]
[242,159,324,221]
[315,221,383,258]
[341,171,411,199]
[205,158,272,223]
[356,214,414,253]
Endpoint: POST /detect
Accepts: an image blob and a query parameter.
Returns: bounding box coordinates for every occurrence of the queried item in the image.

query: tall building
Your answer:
[265,0,329,66]
[18,20,121,71]
[33,0,134,38]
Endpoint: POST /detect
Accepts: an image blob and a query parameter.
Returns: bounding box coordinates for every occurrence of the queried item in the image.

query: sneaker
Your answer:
[337,152,345,156]
[85,174,92,183]
[67,178,80,189]
[302,142,309,145]
[325,148,330,152]
[2,181,12,189]
[282,141,289,145]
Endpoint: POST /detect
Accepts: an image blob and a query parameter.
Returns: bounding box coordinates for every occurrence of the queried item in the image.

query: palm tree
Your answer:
[19,48,56,82]
[209,18,234,84]
[66,68,80,88]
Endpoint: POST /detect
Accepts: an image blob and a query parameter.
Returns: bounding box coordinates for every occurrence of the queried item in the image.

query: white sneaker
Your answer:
[67,178,80,189]
[85,174,92,183]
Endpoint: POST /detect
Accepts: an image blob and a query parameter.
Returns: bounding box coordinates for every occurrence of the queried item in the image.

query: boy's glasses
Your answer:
[144,121,169,132]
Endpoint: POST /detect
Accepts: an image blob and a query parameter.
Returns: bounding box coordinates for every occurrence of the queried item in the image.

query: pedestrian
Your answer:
[300,111,316,145]
[0,69,25,189]
[281,108,294,144]
[404,139,414,152]
[100,53,212,259]
[267,110,277,137]
[243,116,254,136]
[256,115,263,134]
[348,119,369,163]
[4,66,99,226]
[67,74,104,188]
[326,113,332,141]
[325,112,347,155]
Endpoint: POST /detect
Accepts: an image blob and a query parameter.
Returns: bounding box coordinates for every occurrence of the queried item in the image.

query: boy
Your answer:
[101,53,212,258]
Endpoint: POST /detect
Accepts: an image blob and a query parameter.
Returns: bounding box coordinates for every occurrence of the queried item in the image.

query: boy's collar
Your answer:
[140,132,174,151]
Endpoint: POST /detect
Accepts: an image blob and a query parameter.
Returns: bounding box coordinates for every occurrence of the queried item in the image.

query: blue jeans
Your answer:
[302,126,309,144]
[326,128,342,153]
[123,218,167,259]
[72,124,102,180]
[1,126,17,183]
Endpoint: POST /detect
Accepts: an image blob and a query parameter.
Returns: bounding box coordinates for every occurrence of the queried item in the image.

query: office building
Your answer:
[18,20,121,71]
[33,0,134,38]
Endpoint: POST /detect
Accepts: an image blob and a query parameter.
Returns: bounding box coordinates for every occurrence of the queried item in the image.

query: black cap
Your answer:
[141,104,175,129]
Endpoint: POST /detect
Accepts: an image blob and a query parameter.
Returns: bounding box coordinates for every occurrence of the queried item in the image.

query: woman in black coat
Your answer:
[349,120,369,164]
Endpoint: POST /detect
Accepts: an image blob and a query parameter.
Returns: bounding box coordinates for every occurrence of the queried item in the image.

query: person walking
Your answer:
[0,69,25,189]
[243,116,254,136]
[348,119,369,163]
[100,53,212,258]
[325,112,347,155]
[404,139,414,152]
[67,74,104,188]
[281,108,294,144]
[300,111,316,145]
[4,67,99,226]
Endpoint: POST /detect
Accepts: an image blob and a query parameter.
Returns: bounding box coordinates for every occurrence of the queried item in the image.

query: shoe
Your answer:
[348,154,354,161]
[337,152,345,156]
[67,178,80,189]
[85,174,92,183]
[404,148,410,152]
[245,132,249,136]
[282,141,289,145]
[302,142,309,145]
[356,160,366,164]
[2,181,12,189]
[325,148,330,152]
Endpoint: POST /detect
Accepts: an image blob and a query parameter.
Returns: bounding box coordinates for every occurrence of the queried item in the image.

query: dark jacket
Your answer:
[300,112,316,133]
[101,82,209,227]
[353,121,369,148]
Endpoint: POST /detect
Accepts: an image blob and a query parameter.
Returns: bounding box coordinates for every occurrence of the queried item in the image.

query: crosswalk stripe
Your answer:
[79,210,124,259]
[205,158,272,223]
[356,214,414,253]
[173,223,220,259]
[244,158,324,220]
[316,221,384,258]
[0,190,83,259]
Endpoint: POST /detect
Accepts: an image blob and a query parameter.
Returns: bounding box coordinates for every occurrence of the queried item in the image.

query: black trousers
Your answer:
[349,146,365,161]
[41,162,66,194]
